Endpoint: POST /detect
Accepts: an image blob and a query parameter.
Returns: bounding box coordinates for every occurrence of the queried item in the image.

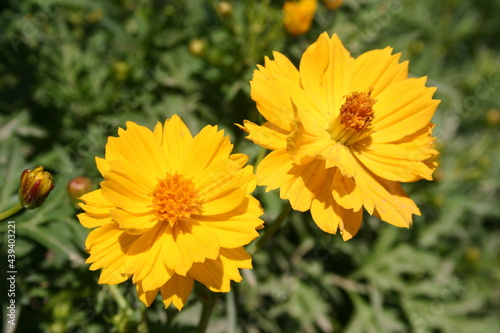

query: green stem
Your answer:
[137,306,149,333]
[250,201,292,255]
[106,285,136,333]
[197,292,215,333]
[106,285,128,310]
[225,291,236,333]
[0,203,23,221]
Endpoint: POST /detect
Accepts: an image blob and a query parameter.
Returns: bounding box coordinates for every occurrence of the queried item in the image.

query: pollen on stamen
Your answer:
[340,87,376,132]
[151,173,202,227]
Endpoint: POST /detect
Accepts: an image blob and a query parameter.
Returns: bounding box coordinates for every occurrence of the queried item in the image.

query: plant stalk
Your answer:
[0,203,23,221]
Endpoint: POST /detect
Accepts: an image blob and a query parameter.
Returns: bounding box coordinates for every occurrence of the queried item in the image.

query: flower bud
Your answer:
[18,166,55,209]
[67,176,93,207]
[189,39,206,57]
[113,61,129,81]
[217,1,233,17]
[323,0,342,10]
[486,108,500,126]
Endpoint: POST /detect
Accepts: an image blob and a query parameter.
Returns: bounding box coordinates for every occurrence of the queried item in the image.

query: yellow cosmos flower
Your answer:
[78,115,263,310]
[239,33,439,240]
[283,0,318,36]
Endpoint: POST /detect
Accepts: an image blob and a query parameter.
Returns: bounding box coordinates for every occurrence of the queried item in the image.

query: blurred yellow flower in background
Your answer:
[283,0,318,36]
[78,115,263,310]
[240,33,439,240]
[323,0,342,10]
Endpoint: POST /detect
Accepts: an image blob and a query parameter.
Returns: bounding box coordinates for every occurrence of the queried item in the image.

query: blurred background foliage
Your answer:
[0,0,499,332]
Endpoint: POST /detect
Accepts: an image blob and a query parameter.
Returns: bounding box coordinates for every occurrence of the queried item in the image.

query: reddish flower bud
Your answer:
[18,166,55,209]
[67,176,93,207]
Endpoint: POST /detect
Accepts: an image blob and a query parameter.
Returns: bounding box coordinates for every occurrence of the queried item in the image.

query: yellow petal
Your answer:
[197,197,263,248]
[181,125,233,179]
[125,223,174,287]
[195,158,251,216]
[250,53,300,131]
[78,212,112,229]
[160,274,194,310]
[331,168,363,211]
[354,124,438,182]
[78,202,112,216]
[105,121,169,179]
[96,157,110,175]
[300,33,353,121]
[310,198,363,240]
[351,48,408,96]
[176,219,221,263]
[111,209,156,235]
[229,153,249,168]
[255,58,324,134]
[136,282,160,307]
[135,221,219,277]
[283,159,330,211]
[354,164,420,227]
[85,223,137,284]
[285,114,357,178]
[353,148,436,182]
[100,160,154,213]
[286,117,327,165]
[78,190,114,228]
[338,208,363,241]
[237,120,288,150]
[220,247,252,270]
[256,149,295,192]
[265,51,302,83]
[321,141,358,178]
[155,115,193,173]
[188,256,228,292]
[188,247,251,292]
[140,253,174,292]
[257,150,329,211]
[79,189,113,208]
[98,266,131,285]
[107,159,157,190]
[159,226,193,276]
[371,77,440,143]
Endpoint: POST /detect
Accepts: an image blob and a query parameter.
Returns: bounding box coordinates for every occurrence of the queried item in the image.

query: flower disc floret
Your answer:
[151,174,202,227]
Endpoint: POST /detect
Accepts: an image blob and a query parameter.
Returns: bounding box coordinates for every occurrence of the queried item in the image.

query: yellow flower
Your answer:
[78,115,263,310]
[239,33,439,240]
[323,0,342,10]
[283,0,318,36]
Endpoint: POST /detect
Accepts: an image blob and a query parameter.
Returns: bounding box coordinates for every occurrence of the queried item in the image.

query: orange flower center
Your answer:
[340,87,376,132]
[151,173,202,227]
[330,87,376,145]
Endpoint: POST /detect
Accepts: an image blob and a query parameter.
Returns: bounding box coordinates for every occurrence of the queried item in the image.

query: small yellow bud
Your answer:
[486,108,500,126]
[189,39,206,57]
[18,166,55,209]
[87,9,104,23]
[113,61,129,81]
[323,0,342,10]
[217,1,233,17]
[464,247,480,262]
[67,176,93,207]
